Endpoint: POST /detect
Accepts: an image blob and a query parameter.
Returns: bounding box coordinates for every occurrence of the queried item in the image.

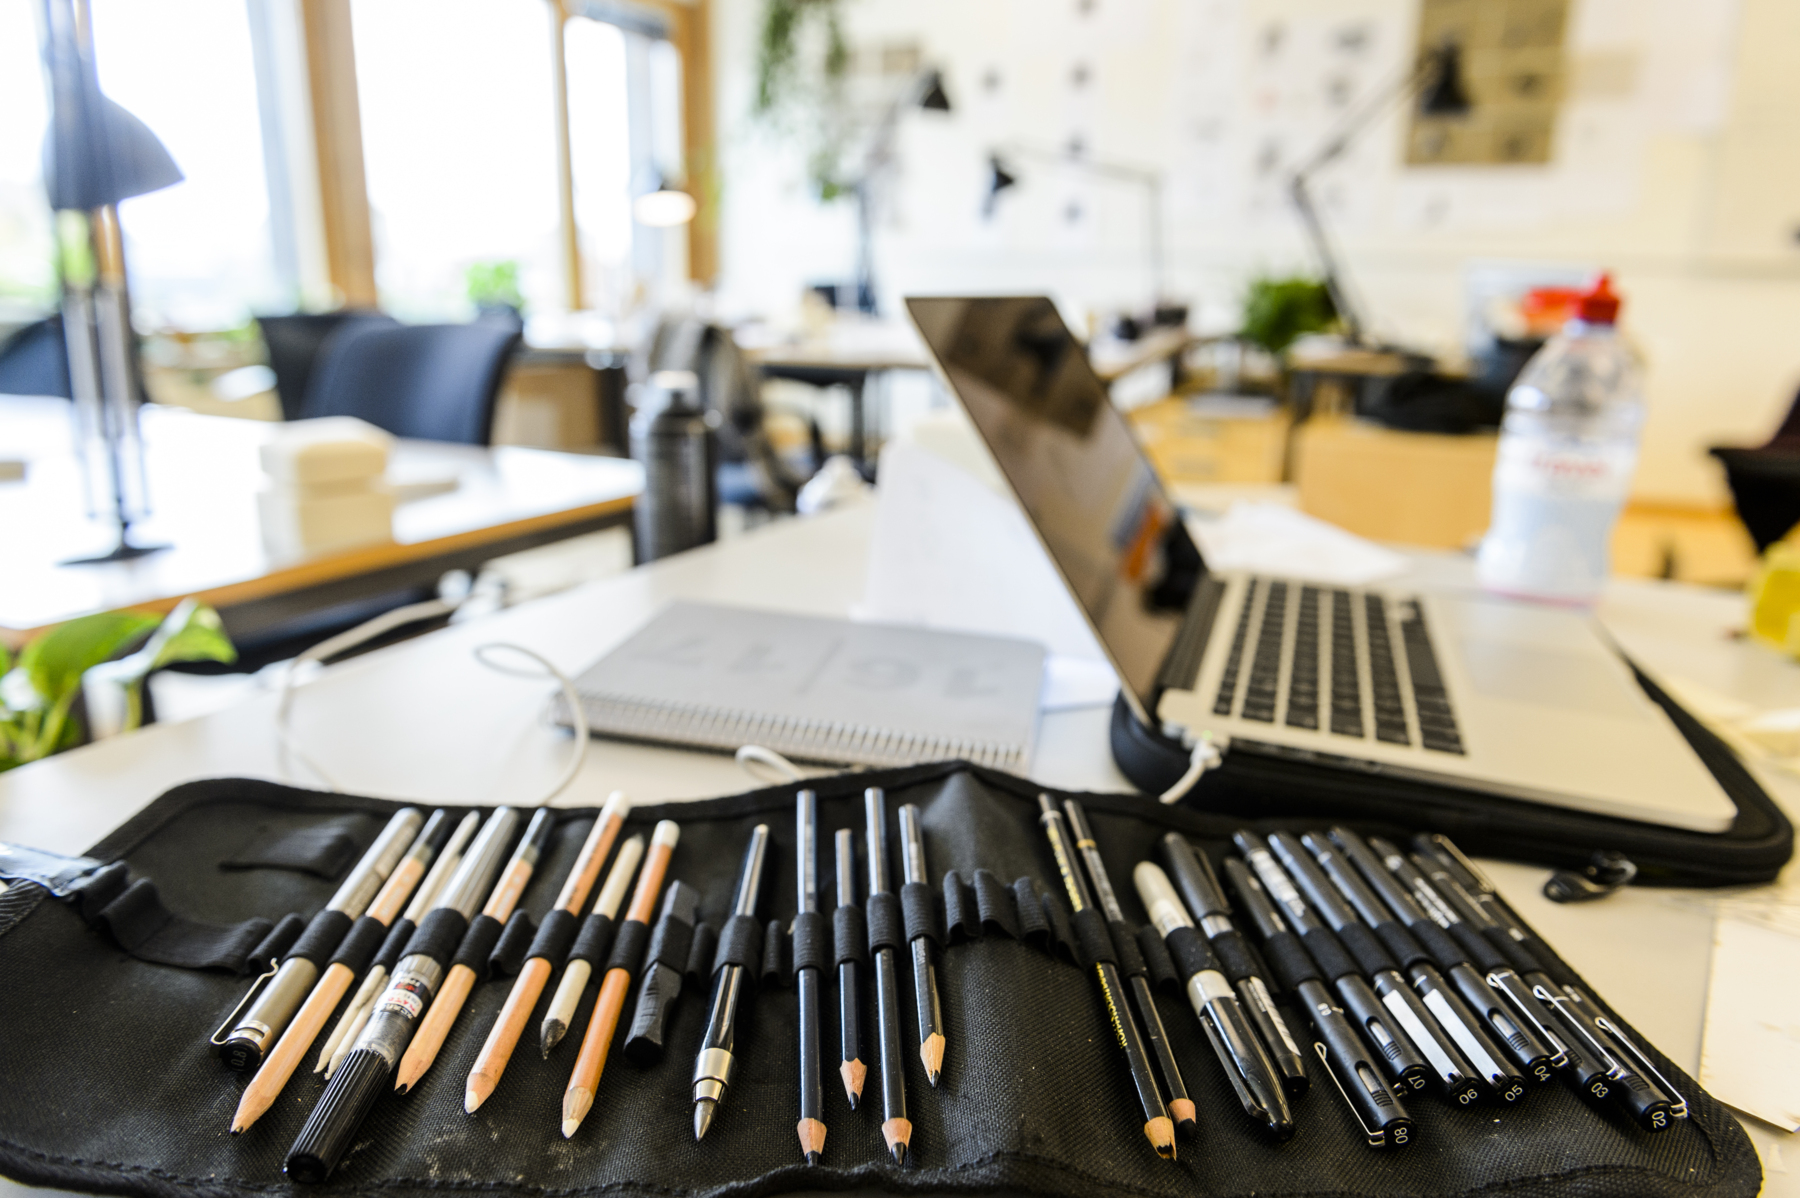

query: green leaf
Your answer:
[148,604,238,672]
[19,611,161,708]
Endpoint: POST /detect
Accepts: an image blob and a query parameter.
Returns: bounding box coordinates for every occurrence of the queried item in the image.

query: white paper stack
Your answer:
[256,416,397,557]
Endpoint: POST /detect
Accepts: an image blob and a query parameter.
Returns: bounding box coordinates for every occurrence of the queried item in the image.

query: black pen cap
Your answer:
[1157,832,1230,920]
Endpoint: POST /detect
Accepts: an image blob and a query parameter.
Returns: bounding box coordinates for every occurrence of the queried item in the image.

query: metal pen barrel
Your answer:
[221,807,423,1070]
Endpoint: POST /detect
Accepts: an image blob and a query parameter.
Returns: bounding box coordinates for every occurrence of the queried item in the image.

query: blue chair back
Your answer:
[300,315,521,445]
[258,310,395,421]
[0,316,73,398]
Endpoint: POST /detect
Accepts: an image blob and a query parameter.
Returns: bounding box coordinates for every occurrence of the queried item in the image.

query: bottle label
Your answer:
[1492,436,1637,501]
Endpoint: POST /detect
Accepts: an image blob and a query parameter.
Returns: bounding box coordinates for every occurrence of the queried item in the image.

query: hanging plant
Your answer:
[751,0,855,201]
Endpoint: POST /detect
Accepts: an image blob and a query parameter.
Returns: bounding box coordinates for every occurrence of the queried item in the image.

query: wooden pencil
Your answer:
[394,807,558,1093]
[1038,794,1175,1160]
[560,820,679,1138]
[538,835,645,1056]
[318,812,479,1074]
[464,793,631,1112]
[231,811,451,1133]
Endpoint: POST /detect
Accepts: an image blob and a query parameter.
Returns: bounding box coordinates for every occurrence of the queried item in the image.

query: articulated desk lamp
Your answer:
[39,0,184,562]
[1289,39,1472,349]
[850,68,952,315]
[983,143,1175,330]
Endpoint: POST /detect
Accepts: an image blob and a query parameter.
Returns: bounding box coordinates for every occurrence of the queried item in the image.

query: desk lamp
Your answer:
[850,68,952,314]
[1289,41,1471,348]
[39,0,184,562]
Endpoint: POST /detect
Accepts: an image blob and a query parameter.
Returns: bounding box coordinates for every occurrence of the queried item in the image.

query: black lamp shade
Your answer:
[1420,42,1472,117]
[39,0,183,211]
[983,154,1018,218]
[918,68,952,113]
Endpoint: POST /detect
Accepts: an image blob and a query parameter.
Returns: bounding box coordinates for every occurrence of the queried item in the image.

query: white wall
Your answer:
[708,0,1800,506]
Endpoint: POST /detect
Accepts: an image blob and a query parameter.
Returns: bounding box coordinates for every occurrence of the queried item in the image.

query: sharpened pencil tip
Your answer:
[1146,1116,1176,1160]
[541,1021,565,1058]
[920,1033,945,1085]
[1170,1098,1196,1131]
[560,1118,579,1139]
[693,1100,716,1140]
[889,1143,906,1166]
[805,1152,820,1167]
[840,1058,866,1108]
[881,1118,911,1166]
[393,1080,409,1095]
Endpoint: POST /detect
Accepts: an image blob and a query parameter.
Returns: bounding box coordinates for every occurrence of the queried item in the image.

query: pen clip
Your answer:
[1594,1015,1688,1119]
[1313,1041,1385,1148]
[1488,970,1569,1067]
[208,957,279,1050]
[1199,1008,1264,1122]
[1533,983,1622,1076]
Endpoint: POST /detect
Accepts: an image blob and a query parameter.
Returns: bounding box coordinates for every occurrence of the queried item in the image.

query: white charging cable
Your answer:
[1159,730,1221,804]
[275,598,587,806]
[735,744,804,785]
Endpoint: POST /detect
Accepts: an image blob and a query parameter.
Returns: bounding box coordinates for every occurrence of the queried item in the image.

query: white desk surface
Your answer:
[1,504,1796,1195]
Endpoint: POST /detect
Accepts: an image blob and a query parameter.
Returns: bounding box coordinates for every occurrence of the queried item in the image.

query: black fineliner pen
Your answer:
[1224,857,1413,1149]
[1404,847,1609,1094]
[1368,838,1558,1086]
[1274,831,1485,1107]
[1235,832,1434,1098]
[1327,828,1527,1104]
[1156,832,1309,1099]
[1410,833,1682,1130]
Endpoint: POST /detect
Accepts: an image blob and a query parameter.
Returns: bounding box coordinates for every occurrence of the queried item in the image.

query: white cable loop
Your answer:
[736,744,804,786]
[274,599,587,807]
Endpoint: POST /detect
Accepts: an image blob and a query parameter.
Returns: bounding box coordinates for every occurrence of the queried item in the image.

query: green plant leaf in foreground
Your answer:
[20,611,162,707]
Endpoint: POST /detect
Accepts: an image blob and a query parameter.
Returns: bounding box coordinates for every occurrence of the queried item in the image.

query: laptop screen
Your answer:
[906,296,1204,719]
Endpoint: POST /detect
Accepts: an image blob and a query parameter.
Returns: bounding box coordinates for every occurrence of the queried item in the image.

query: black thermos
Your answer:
[631,369,718,563]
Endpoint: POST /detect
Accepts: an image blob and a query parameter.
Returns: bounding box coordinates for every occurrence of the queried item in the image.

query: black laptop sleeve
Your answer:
[1110,656,1795,887]
[0,765,1764,1198]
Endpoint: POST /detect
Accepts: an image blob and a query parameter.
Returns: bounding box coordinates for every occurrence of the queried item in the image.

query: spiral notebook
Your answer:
[559,601,1046,770]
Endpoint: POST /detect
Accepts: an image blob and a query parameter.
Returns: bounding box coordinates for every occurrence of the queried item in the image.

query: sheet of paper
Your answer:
[1188,501,1407,587]
[1700,903,1800,1132]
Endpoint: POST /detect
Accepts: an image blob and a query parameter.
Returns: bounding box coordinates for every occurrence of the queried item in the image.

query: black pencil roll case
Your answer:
[0,765,1761,1198]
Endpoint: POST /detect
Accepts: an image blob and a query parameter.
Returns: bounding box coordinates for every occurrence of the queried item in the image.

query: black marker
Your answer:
[692,823,771,1140]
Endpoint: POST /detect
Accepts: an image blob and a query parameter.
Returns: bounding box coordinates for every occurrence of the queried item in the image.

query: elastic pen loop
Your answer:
[209,958,280,1048]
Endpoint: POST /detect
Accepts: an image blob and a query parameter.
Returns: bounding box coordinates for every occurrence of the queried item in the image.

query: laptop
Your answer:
[906,295,1735,833]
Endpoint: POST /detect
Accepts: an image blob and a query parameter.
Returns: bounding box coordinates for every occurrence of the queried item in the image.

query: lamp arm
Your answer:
[994,140,1166,298]
[1289,175,1360,345]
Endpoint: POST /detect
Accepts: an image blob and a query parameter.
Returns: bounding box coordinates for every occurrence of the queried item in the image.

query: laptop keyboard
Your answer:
[1212,581,1465,754]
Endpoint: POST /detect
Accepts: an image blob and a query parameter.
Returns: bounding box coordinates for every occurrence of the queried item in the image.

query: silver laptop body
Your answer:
[906,295,1734,833]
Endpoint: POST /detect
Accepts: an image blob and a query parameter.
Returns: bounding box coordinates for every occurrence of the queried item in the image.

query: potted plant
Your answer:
[0,600,235,770]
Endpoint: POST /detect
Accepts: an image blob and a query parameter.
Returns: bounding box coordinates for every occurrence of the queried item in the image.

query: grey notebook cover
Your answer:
[562,601,1045,770]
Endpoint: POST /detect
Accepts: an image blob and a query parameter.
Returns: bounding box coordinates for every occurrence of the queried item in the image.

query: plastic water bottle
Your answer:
[1476,275,1644,603]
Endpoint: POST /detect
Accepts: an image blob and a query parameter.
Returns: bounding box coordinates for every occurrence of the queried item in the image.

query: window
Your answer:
[0,0,55,320]
[90,0,284,330]
[565,15,634,314]
[351,0,564,320]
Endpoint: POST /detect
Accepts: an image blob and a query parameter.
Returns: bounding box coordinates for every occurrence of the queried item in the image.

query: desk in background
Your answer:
[0,396,641,650]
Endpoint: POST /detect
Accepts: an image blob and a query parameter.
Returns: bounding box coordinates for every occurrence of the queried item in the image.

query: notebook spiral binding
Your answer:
[568,692,1028,772]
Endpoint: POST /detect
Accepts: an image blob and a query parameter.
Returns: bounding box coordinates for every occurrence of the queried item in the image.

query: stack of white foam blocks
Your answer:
[257,416,397,557]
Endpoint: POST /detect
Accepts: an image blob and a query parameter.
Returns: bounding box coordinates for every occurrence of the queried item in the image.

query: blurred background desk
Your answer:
[0,396,641,655]
[744,320,932,474]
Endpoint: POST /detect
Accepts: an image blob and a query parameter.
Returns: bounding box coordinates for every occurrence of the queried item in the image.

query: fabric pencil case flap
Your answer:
[0,765,1762,1198]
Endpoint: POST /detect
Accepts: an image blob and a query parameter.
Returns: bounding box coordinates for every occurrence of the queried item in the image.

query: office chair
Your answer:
[0,316,73,398]
[1712,388,1800,552]
[258,310,395,421]
[300,313,522,445]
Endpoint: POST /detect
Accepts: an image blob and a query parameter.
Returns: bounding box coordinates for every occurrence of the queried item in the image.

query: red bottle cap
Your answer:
[1576,273,1621,324]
